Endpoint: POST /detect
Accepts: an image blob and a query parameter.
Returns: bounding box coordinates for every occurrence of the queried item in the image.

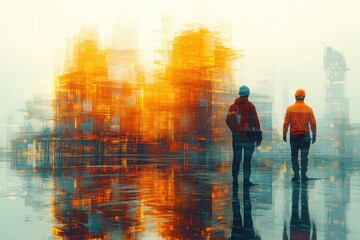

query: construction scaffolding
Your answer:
[11,22,240,162]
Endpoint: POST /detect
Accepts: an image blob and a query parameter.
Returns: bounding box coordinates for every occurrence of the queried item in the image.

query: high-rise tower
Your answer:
[323,47,349,154]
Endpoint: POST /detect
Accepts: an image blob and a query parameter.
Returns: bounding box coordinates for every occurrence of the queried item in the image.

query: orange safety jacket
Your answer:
[226,97,261,133]
[283,100,316,137]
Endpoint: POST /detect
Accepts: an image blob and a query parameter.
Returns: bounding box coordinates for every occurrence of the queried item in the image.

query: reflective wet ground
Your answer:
[1,151,360,239]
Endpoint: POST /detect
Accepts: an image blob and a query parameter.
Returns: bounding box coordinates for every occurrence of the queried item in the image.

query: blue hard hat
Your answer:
[239,85,250,96]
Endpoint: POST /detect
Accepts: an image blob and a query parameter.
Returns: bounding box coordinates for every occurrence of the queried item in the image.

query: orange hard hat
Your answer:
[295,89,306,97]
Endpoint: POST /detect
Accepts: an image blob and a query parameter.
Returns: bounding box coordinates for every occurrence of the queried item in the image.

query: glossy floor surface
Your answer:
[0,151,359,239]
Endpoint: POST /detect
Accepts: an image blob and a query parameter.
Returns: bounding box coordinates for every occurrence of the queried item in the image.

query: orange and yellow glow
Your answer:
[54,25,239,155]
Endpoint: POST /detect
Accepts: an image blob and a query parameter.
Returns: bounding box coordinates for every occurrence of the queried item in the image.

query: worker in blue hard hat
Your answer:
[226,85,262,187]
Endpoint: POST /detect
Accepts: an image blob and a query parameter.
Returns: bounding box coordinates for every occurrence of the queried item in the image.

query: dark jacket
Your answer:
[226,97,261,133]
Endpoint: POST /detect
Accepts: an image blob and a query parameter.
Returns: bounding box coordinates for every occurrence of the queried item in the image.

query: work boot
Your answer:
[243,179,255,187]
[292,173,300,182]
[301,174,309,181]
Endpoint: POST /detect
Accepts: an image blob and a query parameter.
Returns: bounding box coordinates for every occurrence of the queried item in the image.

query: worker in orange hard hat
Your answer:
[283,89,317,181]
[294,89,306,97]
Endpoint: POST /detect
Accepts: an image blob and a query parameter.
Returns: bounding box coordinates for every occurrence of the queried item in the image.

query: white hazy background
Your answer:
[1,0,360,147]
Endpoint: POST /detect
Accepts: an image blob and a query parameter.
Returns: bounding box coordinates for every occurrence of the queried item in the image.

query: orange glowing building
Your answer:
[142,27,238,152]
[54,25,238,155]
[54,26,144,155]
[55,26,107,139]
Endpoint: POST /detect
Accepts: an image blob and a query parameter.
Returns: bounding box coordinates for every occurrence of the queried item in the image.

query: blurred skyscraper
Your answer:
[317,47,349,155]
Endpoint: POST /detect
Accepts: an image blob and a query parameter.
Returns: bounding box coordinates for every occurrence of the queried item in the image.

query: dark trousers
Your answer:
[290,134,311,176]
[232,132,255,181]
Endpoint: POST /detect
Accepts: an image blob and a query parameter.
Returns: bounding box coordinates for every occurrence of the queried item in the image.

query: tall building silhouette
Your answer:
[321,47,349,155]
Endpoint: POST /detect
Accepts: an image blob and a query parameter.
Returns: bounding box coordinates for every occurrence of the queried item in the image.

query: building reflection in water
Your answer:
[323,159,350,240]
[5,152,360,239]
[51,154,230,239]
[230,185,261,240]
[283,182,317,240]
[52,157,143,238]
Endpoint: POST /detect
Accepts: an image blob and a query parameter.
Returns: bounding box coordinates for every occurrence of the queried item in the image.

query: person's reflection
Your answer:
[230,186,261,240]
[283,182,317,240]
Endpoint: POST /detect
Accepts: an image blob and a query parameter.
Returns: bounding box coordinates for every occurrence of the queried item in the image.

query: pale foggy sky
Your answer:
[1,0,360,147]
